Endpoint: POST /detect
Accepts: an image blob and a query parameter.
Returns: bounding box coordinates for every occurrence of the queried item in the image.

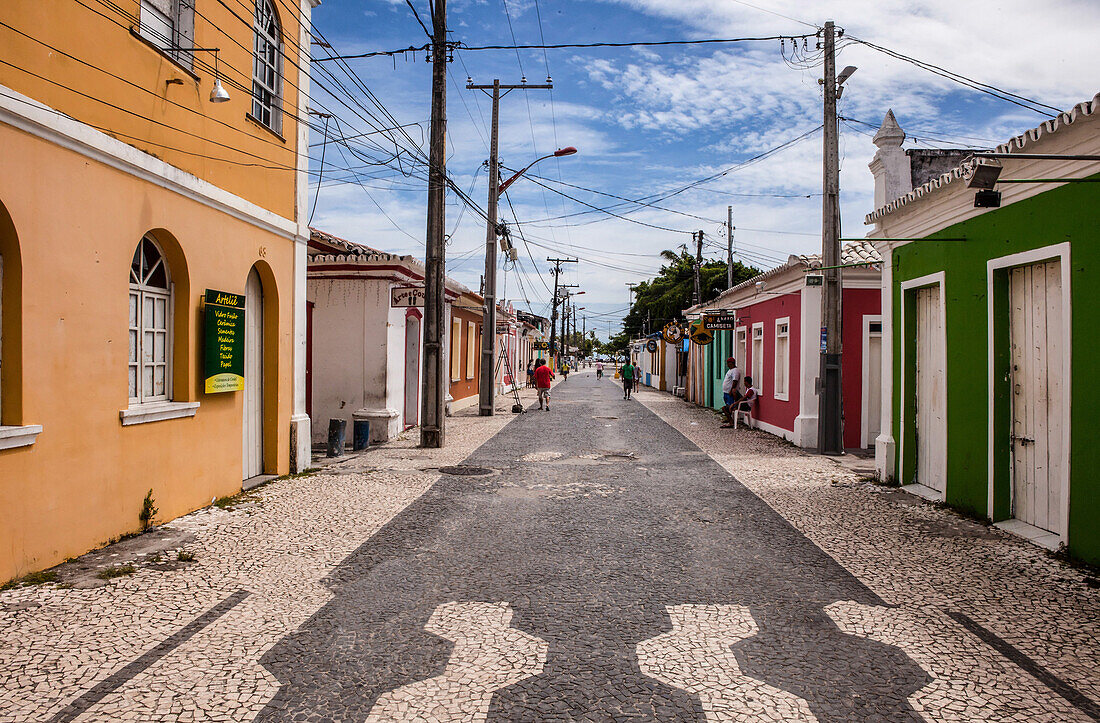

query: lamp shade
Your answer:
[210,79,230,103]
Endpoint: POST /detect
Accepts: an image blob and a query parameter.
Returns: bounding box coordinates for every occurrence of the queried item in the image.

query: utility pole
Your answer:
[818,19,844,455]
[420,0,449,449]
[546,257,576,368]
[726,206,735,290]
[468,79,552,416]
[693,230,703,306]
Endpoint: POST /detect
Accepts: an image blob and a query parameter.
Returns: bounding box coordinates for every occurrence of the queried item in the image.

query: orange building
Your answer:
[448,291,484,411]
[0,0,317,580]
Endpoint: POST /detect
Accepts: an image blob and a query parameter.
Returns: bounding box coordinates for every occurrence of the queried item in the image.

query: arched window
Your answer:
[251,0,282,134]
[129,236,172,403]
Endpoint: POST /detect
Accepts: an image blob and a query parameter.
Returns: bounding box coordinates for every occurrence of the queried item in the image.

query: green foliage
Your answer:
[176,551,196,562]
[622,246,759,338]
[97,564,136,580]
[139,489,158,531]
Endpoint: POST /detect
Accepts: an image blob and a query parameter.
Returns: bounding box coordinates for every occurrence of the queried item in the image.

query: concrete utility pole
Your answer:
[558,287,578,360]
[420,0,449,449]
[546,257,576,367]
[818,19,844,455]
[726,206,735,290]
[693,230,703,307]
[468,79,552,416]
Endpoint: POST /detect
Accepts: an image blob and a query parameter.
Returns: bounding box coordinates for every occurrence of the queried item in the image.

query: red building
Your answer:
[686,241,882,450]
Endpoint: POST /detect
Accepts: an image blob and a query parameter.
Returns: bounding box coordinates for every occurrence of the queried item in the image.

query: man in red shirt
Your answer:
[533,359,554,411]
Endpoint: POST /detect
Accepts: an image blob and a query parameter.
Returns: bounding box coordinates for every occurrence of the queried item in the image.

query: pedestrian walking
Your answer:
[561,361,570,381]
[620,358,637,399]
[719,357,743,427]
[526,361,534,388]
[533,358,554,411]
[595,360,604,379]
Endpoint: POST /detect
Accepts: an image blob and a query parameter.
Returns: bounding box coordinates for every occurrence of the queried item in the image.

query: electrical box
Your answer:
[806,274,824,287]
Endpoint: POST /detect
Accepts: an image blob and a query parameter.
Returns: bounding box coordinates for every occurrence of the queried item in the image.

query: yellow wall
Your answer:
[0,0,304,219]
[0,123,294,581]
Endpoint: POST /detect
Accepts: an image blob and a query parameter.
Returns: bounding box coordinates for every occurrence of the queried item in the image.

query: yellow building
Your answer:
[0,0,318,580]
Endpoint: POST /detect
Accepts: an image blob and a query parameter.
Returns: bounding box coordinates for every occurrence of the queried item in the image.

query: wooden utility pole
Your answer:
[818,19,844,455]
[726,206,735,290]
[420,0,448,448]
[693,230,703,306]
[468,80,552,416]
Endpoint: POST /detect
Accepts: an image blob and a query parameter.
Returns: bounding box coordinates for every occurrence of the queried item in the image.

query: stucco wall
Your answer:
[889,177,1100,564]
[1,1,303,219]
[841,287,881,449]
[0,128,294,580]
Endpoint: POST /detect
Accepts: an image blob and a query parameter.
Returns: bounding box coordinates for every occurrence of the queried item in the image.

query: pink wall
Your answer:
[841,287,881,449]
[735,292,801,436]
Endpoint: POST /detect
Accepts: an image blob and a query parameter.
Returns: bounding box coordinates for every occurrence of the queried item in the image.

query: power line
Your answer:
[317,33,815,61]
[848,36,1062,117]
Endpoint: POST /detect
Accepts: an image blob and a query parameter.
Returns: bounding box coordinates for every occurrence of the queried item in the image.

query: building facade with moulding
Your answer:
[684,243,882,450]
[307,228,471,443]
[866,97,1100,564]
[0,0,318,580]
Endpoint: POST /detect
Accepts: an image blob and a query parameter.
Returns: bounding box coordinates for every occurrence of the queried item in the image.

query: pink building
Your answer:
[686,241,882,450]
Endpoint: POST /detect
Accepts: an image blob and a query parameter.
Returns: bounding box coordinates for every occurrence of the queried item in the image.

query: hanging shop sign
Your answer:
[702,312,737,331]
[661,321,685,344]
[533,341,549,350]
[391,286,426,307]
[203,289,246,393]
[688,319,714,346]
[646,339,659,353]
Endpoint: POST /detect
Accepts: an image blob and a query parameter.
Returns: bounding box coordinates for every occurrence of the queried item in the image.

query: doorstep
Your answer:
[994,519,1062,552]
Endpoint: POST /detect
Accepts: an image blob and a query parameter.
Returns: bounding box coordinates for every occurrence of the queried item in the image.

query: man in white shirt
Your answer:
[720,356,742,427]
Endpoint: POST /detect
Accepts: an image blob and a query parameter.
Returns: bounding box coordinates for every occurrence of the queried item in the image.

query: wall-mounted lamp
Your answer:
[168,46,228,103]
[965,158,1003,189]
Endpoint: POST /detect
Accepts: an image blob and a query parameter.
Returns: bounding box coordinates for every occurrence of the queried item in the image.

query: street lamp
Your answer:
[498,147,578,195]
[479,145,578,416]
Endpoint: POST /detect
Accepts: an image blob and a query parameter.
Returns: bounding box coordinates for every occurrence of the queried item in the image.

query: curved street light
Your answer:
[497,146,578,196]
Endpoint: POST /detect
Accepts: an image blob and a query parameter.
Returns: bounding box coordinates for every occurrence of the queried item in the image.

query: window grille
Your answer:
[252,0,283,133]
[129,237,172,403]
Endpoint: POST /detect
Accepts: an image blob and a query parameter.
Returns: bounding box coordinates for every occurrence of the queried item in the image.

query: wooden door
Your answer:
[1009,261,1063,534]
[404,314,420,428]
[914,286,946,492]
[243,269,264,480]
[863,319,882,449]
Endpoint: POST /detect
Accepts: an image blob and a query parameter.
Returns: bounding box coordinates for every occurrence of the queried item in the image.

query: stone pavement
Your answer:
[0,370,1097,722]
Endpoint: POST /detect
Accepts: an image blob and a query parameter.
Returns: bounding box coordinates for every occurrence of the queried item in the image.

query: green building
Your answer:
[868,95,1100,564]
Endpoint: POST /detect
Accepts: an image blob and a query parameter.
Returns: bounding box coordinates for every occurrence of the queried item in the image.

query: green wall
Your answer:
[891,177,1100,564]
[703,330,732,410]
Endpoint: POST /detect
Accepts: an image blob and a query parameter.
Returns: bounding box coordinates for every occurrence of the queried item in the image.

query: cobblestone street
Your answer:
[2,371,1098,722]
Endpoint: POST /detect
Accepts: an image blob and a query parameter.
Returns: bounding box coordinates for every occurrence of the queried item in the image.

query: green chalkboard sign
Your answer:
[203,289,246,393]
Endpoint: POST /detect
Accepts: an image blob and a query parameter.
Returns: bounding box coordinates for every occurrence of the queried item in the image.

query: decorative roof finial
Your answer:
[873,109,906,148]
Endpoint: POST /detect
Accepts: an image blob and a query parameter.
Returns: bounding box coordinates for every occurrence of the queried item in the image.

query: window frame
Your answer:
[774,317,790,401]
[450,316,462,382]
[251,0,284,135]
[465,321,477,380]
[751,322,765,396]
[129,236,174,405]
[138,0,196,70]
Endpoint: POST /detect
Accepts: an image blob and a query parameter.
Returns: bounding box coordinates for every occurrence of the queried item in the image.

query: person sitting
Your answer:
[719,357,742,427]
[724,376,758,429]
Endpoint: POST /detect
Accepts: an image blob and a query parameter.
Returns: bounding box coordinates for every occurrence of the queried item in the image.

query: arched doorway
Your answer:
[404,308,421,429]
[243,268,264,480]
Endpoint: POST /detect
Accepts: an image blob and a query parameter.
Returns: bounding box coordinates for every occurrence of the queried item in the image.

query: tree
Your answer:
[621,246,758,338]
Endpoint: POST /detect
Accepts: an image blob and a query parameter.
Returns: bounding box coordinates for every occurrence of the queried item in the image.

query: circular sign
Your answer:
[662,322,684,344]
[688,319,714,346]
[646,339,658,353]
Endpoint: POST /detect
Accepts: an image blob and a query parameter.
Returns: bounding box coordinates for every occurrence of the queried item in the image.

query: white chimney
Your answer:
[868,109,912,210]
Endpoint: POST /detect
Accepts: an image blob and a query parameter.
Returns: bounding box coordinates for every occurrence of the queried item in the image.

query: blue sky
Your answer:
[306,0,1098,339]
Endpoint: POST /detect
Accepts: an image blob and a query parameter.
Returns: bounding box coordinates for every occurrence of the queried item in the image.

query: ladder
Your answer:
[495,343,526,413]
